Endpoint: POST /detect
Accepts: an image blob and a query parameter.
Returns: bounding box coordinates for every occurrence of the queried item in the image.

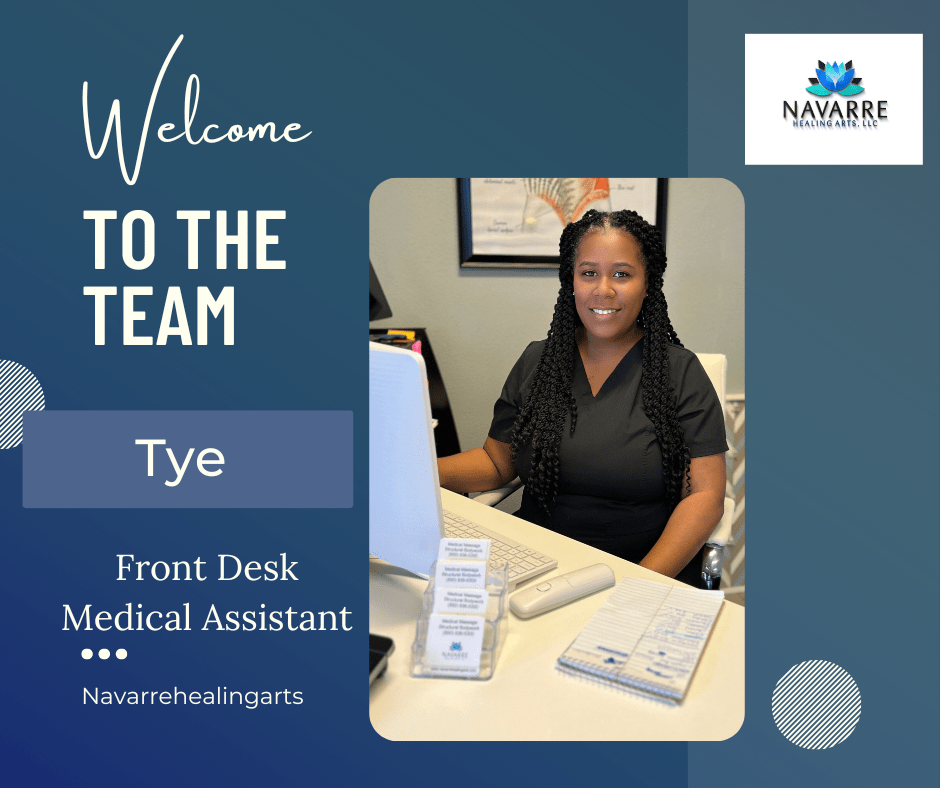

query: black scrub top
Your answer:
[488,337,728,573]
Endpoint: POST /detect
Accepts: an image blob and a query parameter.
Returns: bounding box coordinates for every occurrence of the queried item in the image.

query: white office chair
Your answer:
[471,352,735,590]
[692,354,734,589]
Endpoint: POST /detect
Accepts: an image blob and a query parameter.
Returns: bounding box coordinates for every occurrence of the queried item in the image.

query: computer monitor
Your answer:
[369,342,444,576]
[369,260,393,321]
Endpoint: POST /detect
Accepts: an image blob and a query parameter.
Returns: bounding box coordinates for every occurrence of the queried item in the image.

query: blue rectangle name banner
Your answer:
[23,411,352,508]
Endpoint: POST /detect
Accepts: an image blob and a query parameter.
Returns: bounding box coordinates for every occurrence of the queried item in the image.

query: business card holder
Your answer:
[410,560,508,680]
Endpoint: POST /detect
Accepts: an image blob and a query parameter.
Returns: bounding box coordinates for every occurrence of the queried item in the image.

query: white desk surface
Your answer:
[370,488,744,741]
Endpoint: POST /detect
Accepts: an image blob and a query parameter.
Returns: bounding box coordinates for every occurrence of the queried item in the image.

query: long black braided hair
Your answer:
[508,209,690,514]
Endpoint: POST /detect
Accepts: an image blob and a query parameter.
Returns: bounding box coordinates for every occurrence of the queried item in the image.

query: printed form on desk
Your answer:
[556,577,724,704]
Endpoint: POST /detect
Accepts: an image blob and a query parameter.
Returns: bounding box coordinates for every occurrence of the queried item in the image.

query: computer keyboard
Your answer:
[442,508,558,589]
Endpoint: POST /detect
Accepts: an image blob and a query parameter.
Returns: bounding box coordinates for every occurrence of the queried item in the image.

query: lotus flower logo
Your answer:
[807,60,864,96]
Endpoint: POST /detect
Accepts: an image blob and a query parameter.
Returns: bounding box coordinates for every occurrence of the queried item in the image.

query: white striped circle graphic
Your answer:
[0,360,45,449]
[772,660,861,749]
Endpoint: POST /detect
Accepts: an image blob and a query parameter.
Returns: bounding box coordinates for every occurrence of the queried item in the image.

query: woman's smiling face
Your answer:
[573,229,648,346]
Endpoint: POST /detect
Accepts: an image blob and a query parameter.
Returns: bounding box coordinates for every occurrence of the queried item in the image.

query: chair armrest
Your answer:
[469,478,523,507]
[706,497,736,547]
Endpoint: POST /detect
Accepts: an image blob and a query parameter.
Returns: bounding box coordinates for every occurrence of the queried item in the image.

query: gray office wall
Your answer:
[369,178,744,453]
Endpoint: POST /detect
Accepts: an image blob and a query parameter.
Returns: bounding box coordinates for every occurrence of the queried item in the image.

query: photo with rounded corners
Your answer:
[369,178,744,741]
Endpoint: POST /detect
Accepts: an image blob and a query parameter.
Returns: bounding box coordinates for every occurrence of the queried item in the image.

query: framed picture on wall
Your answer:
[457,178,667,268]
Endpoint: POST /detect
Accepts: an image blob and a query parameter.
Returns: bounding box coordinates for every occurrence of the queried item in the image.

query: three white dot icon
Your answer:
[82,648,127,660]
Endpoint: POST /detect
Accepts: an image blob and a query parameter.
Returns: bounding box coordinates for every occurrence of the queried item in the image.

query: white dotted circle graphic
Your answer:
[0,360,45,449]
[81,649,93,660]
[98,648,111,660]
[116,649,127,660]
[772,660,861,749]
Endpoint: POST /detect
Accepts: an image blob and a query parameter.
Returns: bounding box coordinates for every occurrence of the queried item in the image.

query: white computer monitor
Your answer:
[369,342,445,576]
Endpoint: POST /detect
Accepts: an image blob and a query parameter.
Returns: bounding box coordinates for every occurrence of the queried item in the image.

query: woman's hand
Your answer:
[639,453,726,578]
[437,438,516,494]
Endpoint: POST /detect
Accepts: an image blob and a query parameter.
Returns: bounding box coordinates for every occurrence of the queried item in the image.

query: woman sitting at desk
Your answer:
[438,210,727,587]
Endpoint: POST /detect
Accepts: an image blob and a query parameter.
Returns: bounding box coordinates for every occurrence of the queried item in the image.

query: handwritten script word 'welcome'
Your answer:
[82,35,310,186]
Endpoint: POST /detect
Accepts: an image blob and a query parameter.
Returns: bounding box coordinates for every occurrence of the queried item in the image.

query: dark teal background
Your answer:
[0,1,936,787]
[689,2,938,786]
